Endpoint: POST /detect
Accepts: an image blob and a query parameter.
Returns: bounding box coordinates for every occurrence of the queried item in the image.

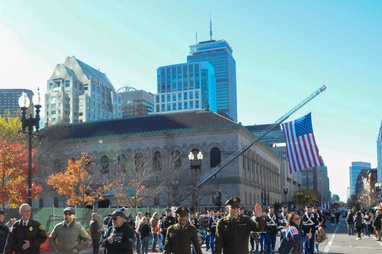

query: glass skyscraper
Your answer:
[349,161,371,195]
[187,39,237,122]
[154,62,216,114]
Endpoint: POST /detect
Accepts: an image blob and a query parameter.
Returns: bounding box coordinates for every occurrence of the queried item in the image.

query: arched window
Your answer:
[84,155,93,173]
[100,155,109,174]
[153,151,162,170]
[171,149,181,170]
[135,153,144,171]
[210,147,221,168]
[117,154,127,173]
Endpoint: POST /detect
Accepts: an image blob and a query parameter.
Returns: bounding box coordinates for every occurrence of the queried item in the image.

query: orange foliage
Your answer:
[47,152,111,207]
[0,140,43,206]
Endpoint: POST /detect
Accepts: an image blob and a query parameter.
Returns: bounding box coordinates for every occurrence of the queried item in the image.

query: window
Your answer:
[171,150,181,170]
[210,147,221,167]
[100,155,109,174]
[117,154,127,173]
[153,151,162,170]
[135,153,144,171]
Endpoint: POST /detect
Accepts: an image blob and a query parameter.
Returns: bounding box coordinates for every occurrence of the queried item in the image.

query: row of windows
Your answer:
[156,100,200,112]
[53,148,222,174]
[155,91,200,104]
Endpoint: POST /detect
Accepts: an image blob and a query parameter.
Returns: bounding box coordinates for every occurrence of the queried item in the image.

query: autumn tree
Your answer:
[0,114,23,143]
[0,140,43,207]
[47,152,113,207]
[110,148,167,208]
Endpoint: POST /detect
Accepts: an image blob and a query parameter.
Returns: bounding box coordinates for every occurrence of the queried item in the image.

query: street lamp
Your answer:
[18,90,41,206]
[188,151,203,212]
[283,186,289,203]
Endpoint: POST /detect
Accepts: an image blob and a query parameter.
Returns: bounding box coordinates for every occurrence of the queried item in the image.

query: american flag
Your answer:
[282,113,322,173]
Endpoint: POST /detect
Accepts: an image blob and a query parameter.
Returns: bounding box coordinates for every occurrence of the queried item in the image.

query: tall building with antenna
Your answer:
[187,18,237,122]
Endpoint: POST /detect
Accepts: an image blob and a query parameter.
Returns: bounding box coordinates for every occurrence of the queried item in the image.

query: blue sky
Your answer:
[1,0,381,202]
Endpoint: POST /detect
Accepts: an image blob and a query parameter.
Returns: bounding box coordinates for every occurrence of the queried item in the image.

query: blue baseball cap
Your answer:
[109,210,124,217]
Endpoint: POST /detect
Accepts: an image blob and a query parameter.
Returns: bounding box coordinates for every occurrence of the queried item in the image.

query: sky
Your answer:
[0,0,381,202]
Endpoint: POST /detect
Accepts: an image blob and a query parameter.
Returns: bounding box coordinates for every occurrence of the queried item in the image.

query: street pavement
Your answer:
[42,216,382,254]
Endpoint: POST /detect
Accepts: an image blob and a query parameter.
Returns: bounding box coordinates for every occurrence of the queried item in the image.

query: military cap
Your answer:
[240,205,245,210]
[175,206,189,216]
[109,210,124,217]
[225,196,241,207]
[63,207,75,214]
[268,205,274,209]
[305,204,312,208]
[282,205,288,208]
[0,210,6,215]
[165,208,171,212]
[312,206,317,209]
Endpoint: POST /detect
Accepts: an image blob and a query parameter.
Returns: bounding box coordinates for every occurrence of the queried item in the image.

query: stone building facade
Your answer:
[41,110,282,210]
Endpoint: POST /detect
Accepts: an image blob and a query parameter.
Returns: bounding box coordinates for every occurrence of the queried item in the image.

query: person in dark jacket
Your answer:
[0,210,10,254]
[346,210,355,236]
[4,203,47,254]
[138,217,151,254]
[215,196,265,254]
[354,211,363,240]
[373,209,382,241]
[100,210,134,254]
[89,213,103,254]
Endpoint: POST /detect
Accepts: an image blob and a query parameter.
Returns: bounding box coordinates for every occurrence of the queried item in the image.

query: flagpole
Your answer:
[197,86,327,188]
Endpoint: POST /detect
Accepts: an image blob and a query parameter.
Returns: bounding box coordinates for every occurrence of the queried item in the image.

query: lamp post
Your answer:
[18,90,41,206]
[188,151,203,212]
[283,186,288,203]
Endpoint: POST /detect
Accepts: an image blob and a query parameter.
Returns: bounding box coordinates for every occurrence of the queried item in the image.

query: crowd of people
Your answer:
[345,207,382,241]
[0,201,382,254]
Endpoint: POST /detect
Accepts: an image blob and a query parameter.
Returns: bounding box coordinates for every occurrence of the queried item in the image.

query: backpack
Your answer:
[277,233,297,254]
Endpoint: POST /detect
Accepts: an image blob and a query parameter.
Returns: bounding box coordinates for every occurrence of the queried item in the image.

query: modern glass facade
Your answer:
[0,89,34,116]
[187,39,237,122]
[154,62,216,114]
[349,161,371,195]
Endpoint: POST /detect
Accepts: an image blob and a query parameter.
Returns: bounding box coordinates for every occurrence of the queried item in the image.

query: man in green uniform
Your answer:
[215,196,265,254]
[4,203,47,254]
[163,206,202,254]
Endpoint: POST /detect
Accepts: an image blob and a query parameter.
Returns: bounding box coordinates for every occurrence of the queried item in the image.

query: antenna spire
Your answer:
[210,12,213,40]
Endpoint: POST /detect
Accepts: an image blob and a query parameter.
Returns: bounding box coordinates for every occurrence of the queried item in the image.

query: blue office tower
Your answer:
[155,62,216,114]
[349,161,371,195]
[187,39,237,122]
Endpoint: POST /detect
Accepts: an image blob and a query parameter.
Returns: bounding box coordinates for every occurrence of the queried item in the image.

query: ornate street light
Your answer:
[283,186,289,203]
[188,151,203,211]
[18,89,41,206]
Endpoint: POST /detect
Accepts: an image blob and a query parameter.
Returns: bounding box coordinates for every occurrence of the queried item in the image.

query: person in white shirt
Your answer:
[135,212,143,254]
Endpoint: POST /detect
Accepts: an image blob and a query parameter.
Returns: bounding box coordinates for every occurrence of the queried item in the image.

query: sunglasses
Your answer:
[294,217,301,220]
